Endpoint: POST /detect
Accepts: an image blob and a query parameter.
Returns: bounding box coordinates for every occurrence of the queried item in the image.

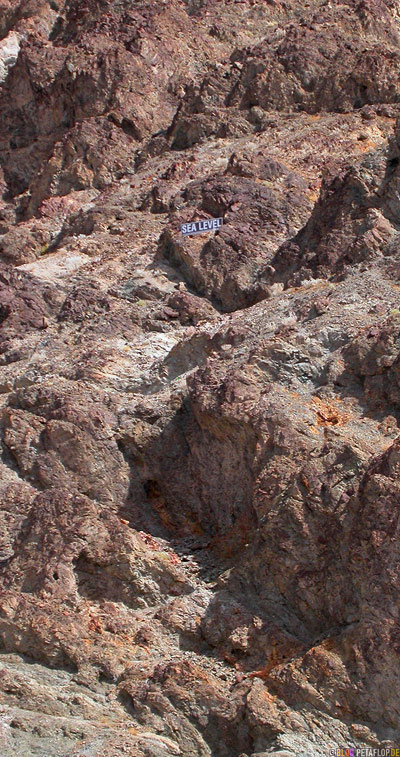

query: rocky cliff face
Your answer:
[1,1,400,755]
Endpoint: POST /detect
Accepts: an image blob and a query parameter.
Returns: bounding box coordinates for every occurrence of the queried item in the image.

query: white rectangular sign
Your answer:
[180,218,223,236]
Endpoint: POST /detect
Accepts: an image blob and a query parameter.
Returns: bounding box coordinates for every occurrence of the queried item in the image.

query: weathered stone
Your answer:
[1,0,400,754]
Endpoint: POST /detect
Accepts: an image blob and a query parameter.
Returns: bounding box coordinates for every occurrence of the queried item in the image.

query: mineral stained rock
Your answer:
[1,0,400,755]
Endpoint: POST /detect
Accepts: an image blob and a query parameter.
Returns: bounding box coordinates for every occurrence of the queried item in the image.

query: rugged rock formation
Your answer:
[1,0,400,755]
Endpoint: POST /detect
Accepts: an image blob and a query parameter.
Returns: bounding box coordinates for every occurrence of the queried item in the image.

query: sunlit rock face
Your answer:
[0,32,20,84]
[1,1,400,755]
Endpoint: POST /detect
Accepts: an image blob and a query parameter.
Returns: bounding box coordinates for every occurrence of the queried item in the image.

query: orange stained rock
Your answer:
[312,396,350,427]
[88,615,103,634]
[247,664,275,680]
[356,139,378,152]
[300,473,311,491]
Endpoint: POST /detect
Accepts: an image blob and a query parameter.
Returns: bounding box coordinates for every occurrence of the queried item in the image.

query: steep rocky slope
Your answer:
[1,0,400,755]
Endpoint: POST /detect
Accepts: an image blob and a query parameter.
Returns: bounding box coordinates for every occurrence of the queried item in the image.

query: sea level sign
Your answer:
[180,218,223,236]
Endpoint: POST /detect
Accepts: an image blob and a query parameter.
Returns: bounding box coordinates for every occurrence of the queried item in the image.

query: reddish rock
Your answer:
[1,0,400,755]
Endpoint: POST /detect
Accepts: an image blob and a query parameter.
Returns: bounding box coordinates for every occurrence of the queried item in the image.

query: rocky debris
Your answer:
[0,265,61,334]
[164,0,400,152]
[114,268,400,746]
[267,120,400,286]
[158,154,312,311]
[58,283,112,323]
[343,312,400,410]
[0,652,184,757]
[1,0,400,755]
[228,0,400,115]
[0,0,271,224]
[166,290,218,325]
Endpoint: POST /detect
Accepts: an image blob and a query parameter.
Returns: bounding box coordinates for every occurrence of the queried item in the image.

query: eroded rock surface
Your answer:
[1,1,400,755]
